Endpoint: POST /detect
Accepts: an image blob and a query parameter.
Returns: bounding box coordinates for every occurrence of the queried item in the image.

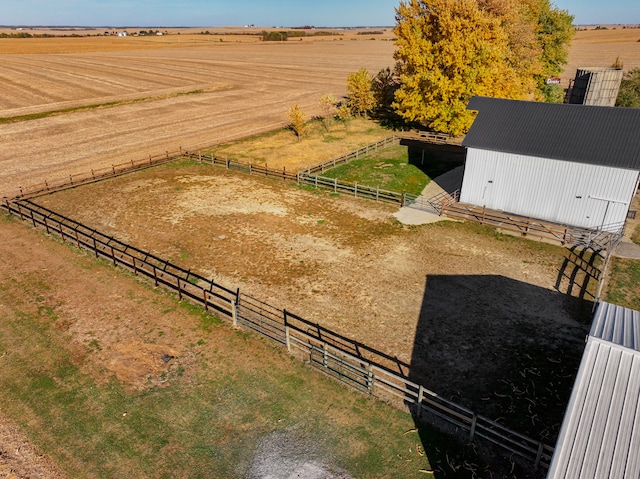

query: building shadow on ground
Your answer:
[402,139,465,183]
[408,274,592,478]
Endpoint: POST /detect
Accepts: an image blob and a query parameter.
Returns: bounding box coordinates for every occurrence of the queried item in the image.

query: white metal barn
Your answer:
[547,302,640,478]
[460,97,640,231]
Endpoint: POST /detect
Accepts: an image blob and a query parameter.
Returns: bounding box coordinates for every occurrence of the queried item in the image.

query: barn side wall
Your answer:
[460,148,639,230]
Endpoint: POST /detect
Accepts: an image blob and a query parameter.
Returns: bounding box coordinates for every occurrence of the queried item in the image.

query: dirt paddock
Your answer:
[33,161,592,442]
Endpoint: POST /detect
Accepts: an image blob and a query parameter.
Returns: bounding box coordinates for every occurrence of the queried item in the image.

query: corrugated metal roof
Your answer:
[463,97,640,171]
[547,302,640,479]
[591,302,640,352]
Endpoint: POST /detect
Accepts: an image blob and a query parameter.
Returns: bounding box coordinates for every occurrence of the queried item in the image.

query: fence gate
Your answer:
[236,293,287,345]
[308,343,373,394]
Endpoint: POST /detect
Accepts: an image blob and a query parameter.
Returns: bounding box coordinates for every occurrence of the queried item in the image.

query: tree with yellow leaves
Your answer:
[392,0,574,135]
[393,0,527,136]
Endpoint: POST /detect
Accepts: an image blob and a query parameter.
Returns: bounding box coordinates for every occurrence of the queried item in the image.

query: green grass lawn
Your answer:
[605,258,640,310]
[319,144,430,195]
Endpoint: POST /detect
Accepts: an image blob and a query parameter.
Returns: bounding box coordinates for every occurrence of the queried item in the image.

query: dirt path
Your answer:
[0,412,67,479]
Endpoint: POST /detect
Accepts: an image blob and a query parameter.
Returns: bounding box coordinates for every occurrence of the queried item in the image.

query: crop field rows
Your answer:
[0,40,395,195]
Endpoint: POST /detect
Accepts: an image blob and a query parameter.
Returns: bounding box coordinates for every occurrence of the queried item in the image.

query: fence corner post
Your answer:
[283,310,291,352]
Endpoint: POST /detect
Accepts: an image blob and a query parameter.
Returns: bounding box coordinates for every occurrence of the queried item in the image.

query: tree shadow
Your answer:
[409,274,591,478]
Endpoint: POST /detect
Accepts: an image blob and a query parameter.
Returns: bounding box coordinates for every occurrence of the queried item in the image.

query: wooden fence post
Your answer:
[43,217,50,234]
[177,277,182,300]
[231,298,238,328]
[367,364,375,394]
[153,266,158,286]
[322,343,328,368]
[132,257,138,276]
[92,237,98,258]
[535,442,544,469]
[29,209,36,228]
[283,310,291,352]
[111,246,117,266]
[203,290,208,311]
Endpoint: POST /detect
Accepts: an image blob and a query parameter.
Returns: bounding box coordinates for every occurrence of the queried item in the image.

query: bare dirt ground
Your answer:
[34,163,592,440]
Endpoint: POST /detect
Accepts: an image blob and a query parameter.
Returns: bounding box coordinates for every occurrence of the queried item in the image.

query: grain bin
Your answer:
[567,67,624,106]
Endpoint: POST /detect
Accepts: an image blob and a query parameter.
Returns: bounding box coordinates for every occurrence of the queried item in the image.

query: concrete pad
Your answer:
[393,206,444,225]
[613,239,640,260]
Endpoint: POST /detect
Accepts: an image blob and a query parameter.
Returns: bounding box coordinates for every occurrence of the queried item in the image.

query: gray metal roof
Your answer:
[463,96,640,171]
[547,302,640,479]
[591,302,640,351]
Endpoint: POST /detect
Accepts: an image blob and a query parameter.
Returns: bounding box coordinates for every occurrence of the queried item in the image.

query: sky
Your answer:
[0,0,639,28]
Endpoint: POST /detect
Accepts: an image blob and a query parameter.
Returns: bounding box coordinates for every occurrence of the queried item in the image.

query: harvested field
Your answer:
[34,161,592,442]
[0,36,395,194]
[561,28,640,84]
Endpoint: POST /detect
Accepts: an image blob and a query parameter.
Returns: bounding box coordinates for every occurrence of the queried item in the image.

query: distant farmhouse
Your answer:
[460,97,640,232]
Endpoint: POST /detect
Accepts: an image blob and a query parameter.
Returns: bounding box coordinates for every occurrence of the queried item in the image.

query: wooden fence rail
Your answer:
[186,152,298,182]
[284,312,554,469]
[297,174,404,205]
[3,150,187,202]
[300,135,398,175]
[2,200,238,317]
[1,197,555,469]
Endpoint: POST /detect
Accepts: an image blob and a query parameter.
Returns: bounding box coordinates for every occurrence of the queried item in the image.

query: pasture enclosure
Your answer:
[1,197,555,469]
[28,155,592,449]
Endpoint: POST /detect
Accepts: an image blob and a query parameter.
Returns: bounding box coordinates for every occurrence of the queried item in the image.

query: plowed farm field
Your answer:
[0,33,395,195]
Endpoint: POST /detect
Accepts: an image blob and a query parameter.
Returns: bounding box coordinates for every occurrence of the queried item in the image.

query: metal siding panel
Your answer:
[460,152,637,229]
[594,352,634,477]
[459,148,497,206]
[582,348,623,475]
[612,356,640,477]
[566,344,612,476]
[550,305,640,479]
[590,302,640,352]
[548,340,602,478]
